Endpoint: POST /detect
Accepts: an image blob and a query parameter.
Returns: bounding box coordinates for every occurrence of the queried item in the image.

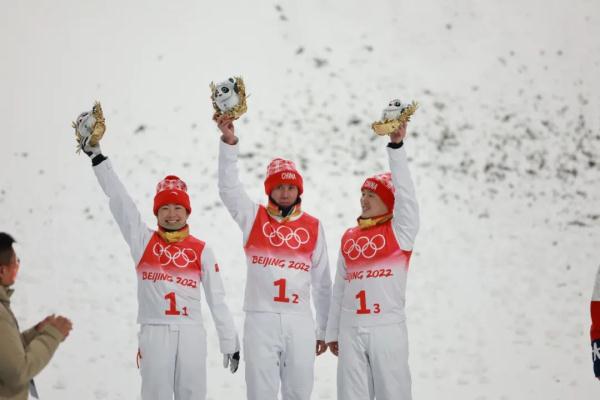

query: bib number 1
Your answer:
[355,290,380,315]
[273,279,299,304]
[164,292,188,316]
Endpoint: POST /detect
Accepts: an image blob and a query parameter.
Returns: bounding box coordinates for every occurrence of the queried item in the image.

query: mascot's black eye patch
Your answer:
[221,87,229,93]
[395,101,401,107]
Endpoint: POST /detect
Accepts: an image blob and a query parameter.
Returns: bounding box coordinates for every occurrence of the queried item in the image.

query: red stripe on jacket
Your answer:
[591,301,600,341]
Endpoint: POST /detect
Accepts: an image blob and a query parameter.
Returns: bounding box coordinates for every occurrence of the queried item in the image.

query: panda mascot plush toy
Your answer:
[72,101,106,153]
[210,76,248,120]
[371,98,419,135]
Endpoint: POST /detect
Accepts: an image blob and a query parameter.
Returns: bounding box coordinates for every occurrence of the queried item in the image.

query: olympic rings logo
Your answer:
[152,243,198,269]
[342,234,386,260]
[262,223,310,249]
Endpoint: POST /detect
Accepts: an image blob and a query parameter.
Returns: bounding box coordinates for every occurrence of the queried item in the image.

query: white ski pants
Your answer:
[244,312,316,400]
[337,323,411,400]
[138,324,207,400]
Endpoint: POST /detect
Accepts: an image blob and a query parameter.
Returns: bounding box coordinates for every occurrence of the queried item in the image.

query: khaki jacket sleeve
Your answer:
[21,326,40,347]
[0,314,63,390]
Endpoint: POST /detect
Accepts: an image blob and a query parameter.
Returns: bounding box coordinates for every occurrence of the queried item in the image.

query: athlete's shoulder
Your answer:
[299,210,320,224]
[186,234,206,249]
[342,225,360,237]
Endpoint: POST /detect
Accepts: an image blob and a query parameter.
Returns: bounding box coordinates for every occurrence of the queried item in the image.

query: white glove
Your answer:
[223,351,240,374]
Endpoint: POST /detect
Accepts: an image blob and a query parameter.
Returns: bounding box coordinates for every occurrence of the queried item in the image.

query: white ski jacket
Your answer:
[218,140,332,340]
[325,145,419,343]
[93,159,239,354]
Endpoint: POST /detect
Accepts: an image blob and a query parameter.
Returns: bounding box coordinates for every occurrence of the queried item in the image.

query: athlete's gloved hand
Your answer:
[72,102,107,165]
[80,135,103,159]
[223,351,240,374]
[592,339,600,379]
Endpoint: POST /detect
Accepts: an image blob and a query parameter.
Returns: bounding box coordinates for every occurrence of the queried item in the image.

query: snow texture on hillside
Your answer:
[1,0,599,399]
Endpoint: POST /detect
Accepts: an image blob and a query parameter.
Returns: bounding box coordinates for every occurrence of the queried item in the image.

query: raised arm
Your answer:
[93,160,153,262]
[74,106,153,263]
[310,222,332,342]
[216,116,259,241]
[201,245,240,355]
[388,123,419,250]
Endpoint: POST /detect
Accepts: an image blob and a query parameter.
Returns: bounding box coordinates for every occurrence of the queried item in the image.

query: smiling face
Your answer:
[270,184,299,208]
[157,204,189,231]
[360,189,389,218]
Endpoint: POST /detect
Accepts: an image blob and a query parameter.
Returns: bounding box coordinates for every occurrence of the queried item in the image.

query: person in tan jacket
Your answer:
[0,232,72,399]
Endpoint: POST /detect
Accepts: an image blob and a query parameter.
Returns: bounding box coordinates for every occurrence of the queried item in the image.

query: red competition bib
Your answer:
[242,206,319,314]
[135,233,205,324]
[339,220,412,326]
[341,221,411,271]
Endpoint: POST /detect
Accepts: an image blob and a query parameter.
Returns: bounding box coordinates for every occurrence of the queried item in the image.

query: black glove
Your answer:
[592,339,600,378]
[80,136,106,166]
[80,135,102,157]
[223,351,240,374]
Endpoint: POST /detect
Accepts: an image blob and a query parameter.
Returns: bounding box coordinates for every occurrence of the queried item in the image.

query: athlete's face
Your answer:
[0,250,19,287]
[360,190,389,218]
[271,184,299,207]
[157,204,188,231]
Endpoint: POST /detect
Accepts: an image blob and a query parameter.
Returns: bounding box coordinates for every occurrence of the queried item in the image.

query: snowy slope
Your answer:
[1,0,599,399]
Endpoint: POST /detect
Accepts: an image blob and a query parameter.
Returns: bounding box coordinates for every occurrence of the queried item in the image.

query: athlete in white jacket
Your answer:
[215,115,332,400]
[325,122,419,400]
[75,109,240,400]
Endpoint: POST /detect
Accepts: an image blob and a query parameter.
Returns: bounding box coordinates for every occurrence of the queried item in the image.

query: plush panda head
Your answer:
[74,110,96,138]
[381,99,406,121]
[214,78,240,112]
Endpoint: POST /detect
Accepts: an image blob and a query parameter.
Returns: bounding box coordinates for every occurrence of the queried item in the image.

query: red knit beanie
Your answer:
[264,158,304,195]
[153,175,192,215]
[361,172,395,212]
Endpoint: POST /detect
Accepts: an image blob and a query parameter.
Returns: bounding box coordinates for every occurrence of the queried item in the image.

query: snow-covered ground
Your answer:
[1,0,599,399]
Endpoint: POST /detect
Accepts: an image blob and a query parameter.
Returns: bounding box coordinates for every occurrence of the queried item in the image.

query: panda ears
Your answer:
[228,77,240,94]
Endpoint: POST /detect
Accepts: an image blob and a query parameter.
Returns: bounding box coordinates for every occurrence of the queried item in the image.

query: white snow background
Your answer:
[1,0,599,399]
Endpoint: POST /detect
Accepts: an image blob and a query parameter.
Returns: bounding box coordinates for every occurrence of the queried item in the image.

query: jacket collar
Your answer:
[0,285,13,306]
[266,200,302,223]
[157,225,190,243]
[357,213,394,230]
